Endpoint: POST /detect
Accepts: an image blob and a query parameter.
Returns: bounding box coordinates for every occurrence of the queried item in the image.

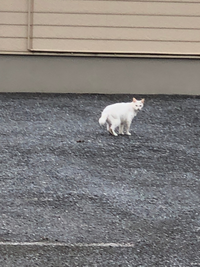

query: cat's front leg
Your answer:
[106,123,110,132]
[119,124,124,135]
[125,120,132,135]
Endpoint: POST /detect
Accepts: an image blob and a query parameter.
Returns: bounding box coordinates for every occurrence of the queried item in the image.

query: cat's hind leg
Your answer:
[106,116,119,136]
[109,127,118,136]
[109,118,119,136]
[106,120,115,135]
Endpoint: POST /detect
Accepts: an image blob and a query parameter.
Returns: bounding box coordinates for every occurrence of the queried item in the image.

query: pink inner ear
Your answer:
[133,98,137,102]
[141,99,145,103]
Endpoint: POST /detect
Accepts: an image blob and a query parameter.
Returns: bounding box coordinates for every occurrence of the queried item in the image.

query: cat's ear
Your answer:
[141,99,145,103]
[133,98,137,102]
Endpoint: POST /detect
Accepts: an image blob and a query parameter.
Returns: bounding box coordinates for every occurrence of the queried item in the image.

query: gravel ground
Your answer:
[0,93,200,266]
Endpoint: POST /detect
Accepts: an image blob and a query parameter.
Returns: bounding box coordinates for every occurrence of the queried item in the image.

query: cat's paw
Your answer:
[112,131,118,136]
[109,129,118,136]
[126,132,131,136]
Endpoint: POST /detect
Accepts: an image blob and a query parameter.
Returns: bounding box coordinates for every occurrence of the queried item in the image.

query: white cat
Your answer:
[99,98,144,136]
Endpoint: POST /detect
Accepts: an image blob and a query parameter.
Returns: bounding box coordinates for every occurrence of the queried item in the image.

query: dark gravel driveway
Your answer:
[0,93,200,266]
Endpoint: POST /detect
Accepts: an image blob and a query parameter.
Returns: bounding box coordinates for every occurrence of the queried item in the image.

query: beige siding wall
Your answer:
[0,0,28,52]
[30,0,200,55]
[1,0,200,55]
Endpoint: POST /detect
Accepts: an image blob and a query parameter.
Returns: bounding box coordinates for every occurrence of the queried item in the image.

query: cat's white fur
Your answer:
[99,98,144,136]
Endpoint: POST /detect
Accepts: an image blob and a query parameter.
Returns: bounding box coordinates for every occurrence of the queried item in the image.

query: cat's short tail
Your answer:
[99,113,108,125]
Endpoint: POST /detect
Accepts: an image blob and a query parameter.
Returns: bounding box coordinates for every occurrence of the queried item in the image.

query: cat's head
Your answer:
[132,98,145,111]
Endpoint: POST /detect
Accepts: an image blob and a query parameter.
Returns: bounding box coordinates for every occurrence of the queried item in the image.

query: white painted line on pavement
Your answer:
[0,242,134,248]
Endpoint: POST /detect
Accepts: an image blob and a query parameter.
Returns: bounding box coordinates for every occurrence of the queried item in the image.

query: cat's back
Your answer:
[103,102,131,113]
